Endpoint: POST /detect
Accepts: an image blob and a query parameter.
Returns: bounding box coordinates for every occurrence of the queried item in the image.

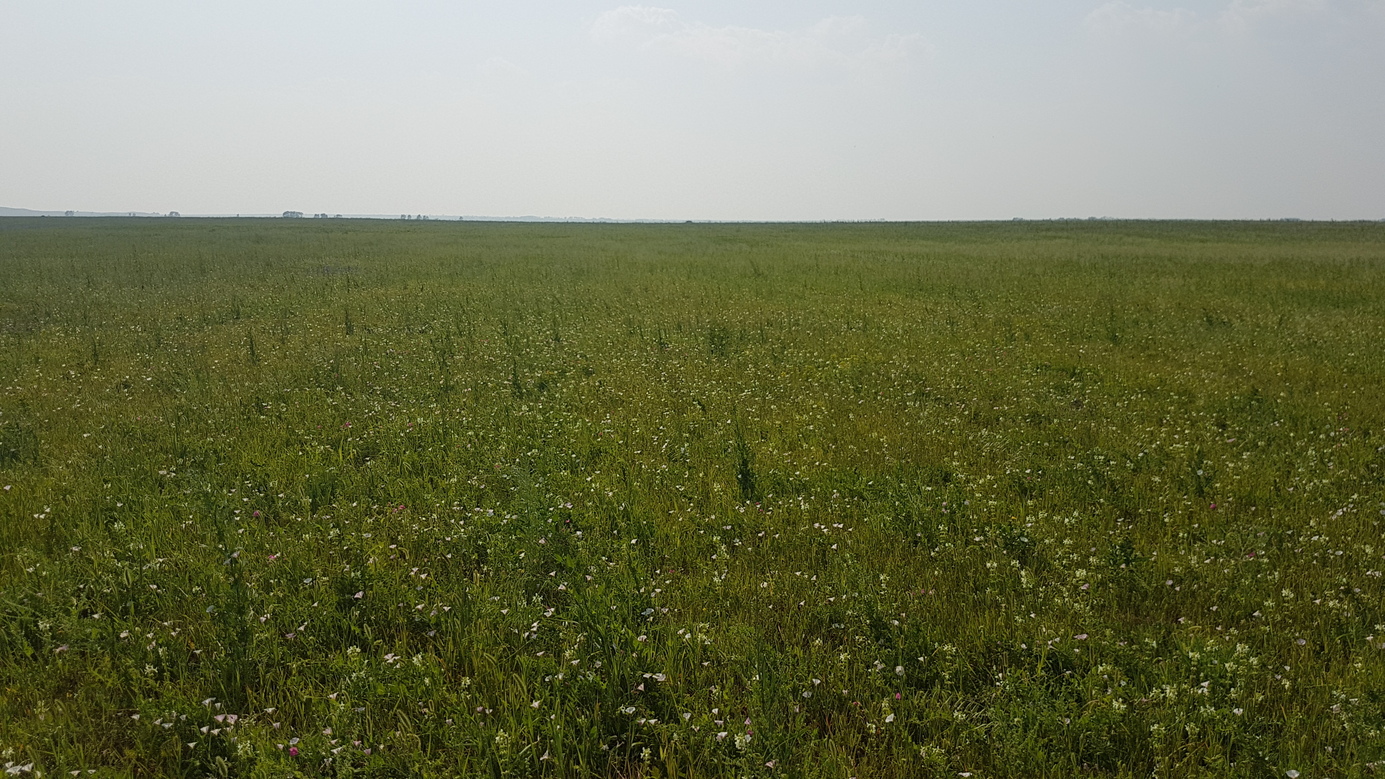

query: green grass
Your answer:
[1,217,1383,778]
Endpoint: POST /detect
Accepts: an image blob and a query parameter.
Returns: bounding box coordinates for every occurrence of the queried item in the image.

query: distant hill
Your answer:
[0,206,164,217]
[1,207,685,222]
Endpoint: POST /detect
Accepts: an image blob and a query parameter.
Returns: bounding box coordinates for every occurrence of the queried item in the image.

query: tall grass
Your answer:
[1,218,1383,777]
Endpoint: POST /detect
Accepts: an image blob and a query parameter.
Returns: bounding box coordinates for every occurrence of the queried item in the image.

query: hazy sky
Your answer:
[3,1,1383,220]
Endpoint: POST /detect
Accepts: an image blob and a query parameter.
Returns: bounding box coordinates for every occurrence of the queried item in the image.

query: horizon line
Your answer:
[3,209,1382,225]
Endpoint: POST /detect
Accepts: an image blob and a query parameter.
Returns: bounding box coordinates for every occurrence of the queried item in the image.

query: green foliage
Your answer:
[0,218,1384,777]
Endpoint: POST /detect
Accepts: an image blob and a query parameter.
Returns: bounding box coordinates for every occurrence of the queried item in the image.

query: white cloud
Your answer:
[1220,0,1327,29]
[590,5,684,41]
[590,6,927,72]
[1084,2,1199,36]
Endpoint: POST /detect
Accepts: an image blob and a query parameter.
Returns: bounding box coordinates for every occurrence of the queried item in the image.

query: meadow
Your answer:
[1,217,1383,778]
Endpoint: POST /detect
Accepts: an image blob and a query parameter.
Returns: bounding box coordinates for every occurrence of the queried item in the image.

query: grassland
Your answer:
[1,218,1383,778]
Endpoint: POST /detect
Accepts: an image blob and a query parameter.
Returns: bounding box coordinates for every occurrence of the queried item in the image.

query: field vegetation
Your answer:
[1,218,1384,777]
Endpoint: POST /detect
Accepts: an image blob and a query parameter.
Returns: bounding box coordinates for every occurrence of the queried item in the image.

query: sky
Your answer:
[2,0,1383,221]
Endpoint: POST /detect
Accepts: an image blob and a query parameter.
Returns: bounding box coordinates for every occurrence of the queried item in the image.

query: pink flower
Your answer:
[288,747,299,757]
